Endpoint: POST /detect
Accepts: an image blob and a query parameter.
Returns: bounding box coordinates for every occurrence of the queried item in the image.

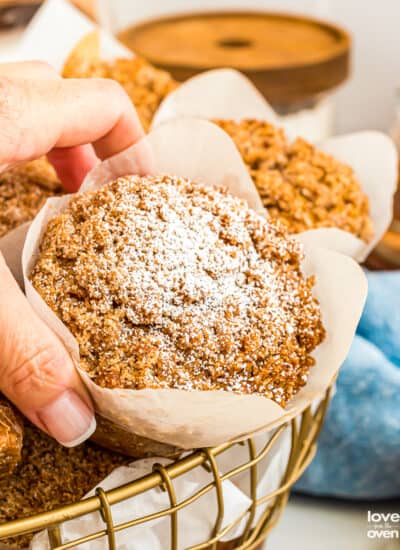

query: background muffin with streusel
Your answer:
[213,119,374,242]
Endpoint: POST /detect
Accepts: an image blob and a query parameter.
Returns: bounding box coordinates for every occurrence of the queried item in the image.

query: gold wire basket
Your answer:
[0,387,331,550]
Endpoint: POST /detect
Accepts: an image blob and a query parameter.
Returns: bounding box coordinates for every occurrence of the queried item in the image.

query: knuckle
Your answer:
[4,344,66,399]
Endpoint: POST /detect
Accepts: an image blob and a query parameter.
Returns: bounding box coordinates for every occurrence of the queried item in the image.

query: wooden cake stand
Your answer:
[119,10,351,106]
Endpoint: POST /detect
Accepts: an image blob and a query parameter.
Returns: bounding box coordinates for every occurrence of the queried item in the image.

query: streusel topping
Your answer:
[31,175,325,407]
[214,119,374,241]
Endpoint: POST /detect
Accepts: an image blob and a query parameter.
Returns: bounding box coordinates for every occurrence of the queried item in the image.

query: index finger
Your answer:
[0,76,145,165]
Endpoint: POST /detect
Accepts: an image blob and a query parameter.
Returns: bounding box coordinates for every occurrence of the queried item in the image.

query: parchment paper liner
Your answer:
[152,68,398,262]
[11,0,131,69]
[18,118,367,450]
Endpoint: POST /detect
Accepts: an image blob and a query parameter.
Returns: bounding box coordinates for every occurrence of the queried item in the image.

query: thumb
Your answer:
[0,255,96,446]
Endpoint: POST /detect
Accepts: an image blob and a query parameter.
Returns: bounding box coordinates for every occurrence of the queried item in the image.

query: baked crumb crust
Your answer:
[31,174,325,407]
[214,119,374,241]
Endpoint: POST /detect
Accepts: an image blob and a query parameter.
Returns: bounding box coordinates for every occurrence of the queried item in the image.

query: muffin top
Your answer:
[214,119,374,242]
[31,174,325,407]
[0,158,62,238]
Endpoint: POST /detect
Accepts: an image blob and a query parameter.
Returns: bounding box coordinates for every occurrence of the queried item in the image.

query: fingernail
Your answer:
[38,390,96,447]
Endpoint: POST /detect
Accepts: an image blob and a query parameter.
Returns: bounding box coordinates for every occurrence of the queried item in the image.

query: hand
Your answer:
[0,61,144,446]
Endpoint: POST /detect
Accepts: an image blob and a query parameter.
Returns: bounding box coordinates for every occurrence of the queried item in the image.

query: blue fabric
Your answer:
[295,271,400,500]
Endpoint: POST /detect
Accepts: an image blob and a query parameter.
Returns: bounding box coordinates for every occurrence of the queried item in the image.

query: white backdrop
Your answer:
[99,0,400,135]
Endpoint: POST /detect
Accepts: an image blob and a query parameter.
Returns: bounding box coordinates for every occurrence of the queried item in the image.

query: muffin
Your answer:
[0,397,23,477]
[0,158,62,239]
[30,174,325,412]
[63,54,178,132]
[214,119,374,242]
[0,422,129,549]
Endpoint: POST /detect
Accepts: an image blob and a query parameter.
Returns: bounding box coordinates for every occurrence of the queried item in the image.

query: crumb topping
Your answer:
[63,57,178,131]
[214,119,374,241]
[0,157,62,238]
[31,174,325,407]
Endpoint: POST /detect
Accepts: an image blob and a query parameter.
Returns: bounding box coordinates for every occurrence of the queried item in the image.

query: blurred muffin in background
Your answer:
[214,119,374,242]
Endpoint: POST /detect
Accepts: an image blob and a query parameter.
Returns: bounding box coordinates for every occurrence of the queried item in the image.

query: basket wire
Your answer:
[0,387,332,550]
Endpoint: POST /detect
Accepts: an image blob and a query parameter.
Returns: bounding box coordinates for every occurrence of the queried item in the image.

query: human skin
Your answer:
[0,61,144,446]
